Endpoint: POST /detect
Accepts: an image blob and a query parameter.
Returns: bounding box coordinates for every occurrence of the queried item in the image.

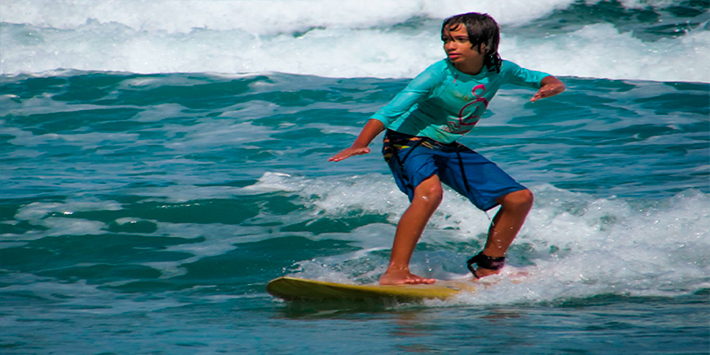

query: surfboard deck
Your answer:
[266,276,477,302]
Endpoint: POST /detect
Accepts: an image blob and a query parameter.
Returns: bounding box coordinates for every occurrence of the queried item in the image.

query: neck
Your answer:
[454,58,485,75]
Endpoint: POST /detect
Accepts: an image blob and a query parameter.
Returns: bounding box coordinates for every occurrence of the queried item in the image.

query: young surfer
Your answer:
[329,12,565,285]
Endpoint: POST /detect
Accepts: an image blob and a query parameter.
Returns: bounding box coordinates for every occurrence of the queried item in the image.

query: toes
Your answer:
[404,277,435,285]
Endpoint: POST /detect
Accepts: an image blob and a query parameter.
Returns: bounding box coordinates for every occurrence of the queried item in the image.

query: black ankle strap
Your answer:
[467,252,505,278]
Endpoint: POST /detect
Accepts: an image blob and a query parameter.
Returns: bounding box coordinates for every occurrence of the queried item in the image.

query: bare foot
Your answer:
[379,268,436,285]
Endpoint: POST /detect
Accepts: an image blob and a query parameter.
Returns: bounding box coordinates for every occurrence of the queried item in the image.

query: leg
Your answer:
[379,175,443,285]
[474,189,534,278]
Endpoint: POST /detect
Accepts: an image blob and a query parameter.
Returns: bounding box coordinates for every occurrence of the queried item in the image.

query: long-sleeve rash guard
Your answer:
[371,59,550,144]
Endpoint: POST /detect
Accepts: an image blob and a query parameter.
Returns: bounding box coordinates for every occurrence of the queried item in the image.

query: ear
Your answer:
[479,43,487,54]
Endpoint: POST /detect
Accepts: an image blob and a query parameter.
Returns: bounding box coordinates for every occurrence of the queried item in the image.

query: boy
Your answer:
[329,12,565,285]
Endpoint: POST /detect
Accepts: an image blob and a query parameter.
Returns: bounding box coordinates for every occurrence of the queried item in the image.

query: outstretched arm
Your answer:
[531,76,566,102]
[329,119,386,162]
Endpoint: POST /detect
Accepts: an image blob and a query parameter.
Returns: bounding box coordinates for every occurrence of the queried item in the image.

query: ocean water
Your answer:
[1,0,709,354]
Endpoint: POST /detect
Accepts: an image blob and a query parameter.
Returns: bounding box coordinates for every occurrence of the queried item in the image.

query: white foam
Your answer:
[6,170,707,302]
[505,23,710,82]
[243,172,300,193]
[1,0,707,82]
[1,0,575,33]
[275,173,709,301]
[3,201,122,242]
[14,200,122,222]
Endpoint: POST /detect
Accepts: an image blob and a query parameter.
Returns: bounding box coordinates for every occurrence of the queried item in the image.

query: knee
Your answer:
[501,189,534,211]
[414,181,443,207]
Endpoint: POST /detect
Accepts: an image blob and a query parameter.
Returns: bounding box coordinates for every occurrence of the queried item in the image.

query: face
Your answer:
[442,24,484,67]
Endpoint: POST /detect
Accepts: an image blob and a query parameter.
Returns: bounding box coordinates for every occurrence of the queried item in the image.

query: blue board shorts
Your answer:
[382,130,526,211]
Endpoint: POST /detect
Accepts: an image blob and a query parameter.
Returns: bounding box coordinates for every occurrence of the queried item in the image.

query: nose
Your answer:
[444,40,456,52]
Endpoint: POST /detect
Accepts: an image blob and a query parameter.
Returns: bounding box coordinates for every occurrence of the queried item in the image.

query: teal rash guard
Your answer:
[371,59,551,144]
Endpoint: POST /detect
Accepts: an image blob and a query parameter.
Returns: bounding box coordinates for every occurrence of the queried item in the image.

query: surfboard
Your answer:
[266,276,477,302]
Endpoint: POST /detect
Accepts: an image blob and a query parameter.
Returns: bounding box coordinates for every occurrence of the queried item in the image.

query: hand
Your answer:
[531,76,566,102]
[328,119,385,162]
[328,146,371,162]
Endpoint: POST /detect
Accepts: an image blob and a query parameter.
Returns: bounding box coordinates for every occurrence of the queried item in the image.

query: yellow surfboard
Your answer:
[266,276,477,302]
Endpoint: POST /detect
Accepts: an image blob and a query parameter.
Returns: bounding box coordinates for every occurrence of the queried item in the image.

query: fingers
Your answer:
[531,79,566,102]
[328,154,349,162]
[538,76,565,97]
[328,151,351,162]
[531,86,555,101]
[530,85,561,102]
[328,147,371,162]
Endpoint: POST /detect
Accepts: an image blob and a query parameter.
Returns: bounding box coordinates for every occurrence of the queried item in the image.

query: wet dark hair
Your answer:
[442,12,502,73]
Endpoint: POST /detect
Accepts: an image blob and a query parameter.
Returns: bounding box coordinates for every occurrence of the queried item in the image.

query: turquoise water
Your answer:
[2,70,708,355]
[2,1,710,354]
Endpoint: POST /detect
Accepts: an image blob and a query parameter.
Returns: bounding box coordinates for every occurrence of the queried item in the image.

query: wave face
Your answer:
[2,0,709,81]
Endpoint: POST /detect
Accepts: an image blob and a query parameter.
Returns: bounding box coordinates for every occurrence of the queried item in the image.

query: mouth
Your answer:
[447,53,461,60]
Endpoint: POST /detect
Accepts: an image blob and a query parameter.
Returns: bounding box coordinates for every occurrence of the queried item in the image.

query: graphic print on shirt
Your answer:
[446,84,489,134]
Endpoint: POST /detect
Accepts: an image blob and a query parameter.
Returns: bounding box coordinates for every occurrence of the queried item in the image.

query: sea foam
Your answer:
[2,0,708,82]
[240,172,710,301]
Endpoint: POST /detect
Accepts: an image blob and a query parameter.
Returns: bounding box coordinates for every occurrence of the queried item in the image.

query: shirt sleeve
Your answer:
[371,62,445,127]
[502,60,551,88]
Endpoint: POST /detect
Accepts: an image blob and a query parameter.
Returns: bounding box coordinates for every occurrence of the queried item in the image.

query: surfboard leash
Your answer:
[466,252,505,279]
